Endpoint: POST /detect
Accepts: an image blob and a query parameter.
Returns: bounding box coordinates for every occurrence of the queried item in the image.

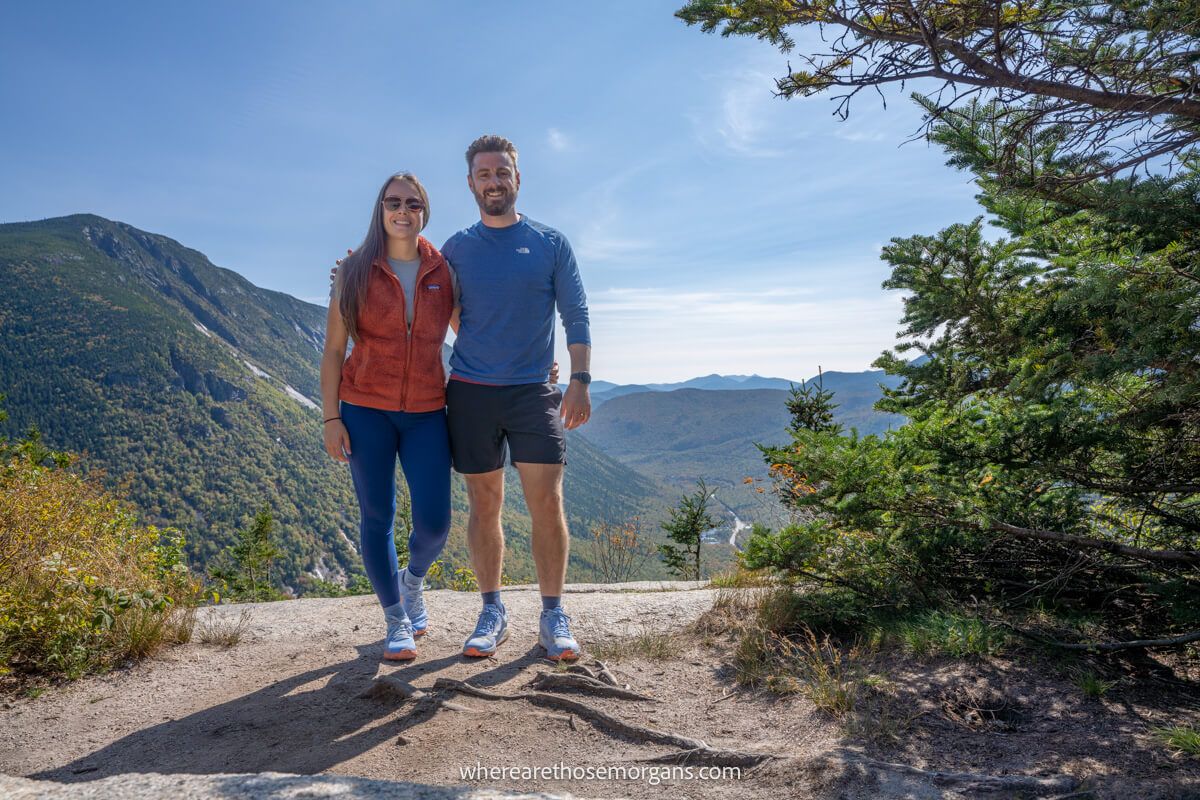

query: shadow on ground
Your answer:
[36,643,549,782]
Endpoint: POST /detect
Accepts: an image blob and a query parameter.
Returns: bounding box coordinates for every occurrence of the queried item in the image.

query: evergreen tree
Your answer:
[659,480,719,580]
[687,0,1200,645]
[785,370,842,437]
[208,508,284,602]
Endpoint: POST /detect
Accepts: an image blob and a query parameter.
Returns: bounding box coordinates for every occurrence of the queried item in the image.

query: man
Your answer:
[443,134,591,662]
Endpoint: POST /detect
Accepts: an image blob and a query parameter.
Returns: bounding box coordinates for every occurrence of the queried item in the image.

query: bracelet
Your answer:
[323,416,341,424]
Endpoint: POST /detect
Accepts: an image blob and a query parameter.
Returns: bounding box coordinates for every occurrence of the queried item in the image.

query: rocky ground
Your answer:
[2,582,1199,799]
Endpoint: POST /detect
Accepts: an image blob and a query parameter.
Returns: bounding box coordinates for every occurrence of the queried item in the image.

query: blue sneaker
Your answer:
[399,568,428,637]
[383,603,417,662]
[539,607,581,662]
[463,603,508,657]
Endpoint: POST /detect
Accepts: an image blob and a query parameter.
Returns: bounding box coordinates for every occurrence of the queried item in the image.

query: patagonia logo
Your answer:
[427,284,441,290]
[516,247,530,254]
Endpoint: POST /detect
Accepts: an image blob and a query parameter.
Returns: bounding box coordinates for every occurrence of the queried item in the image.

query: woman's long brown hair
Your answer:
[336,172,431,342]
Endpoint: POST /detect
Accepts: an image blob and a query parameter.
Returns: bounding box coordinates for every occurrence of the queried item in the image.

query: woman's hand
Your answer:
[323,419,352,462]
[549,361,561,384]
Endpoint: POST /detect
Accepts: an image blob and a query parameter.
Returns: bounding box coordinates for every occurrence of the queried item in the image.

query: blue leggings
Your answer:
[341,402,452,609]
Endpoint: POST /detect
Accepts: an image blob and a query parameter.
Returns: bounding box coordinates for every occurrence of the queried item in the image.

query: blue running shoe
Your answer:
[383,603,417,662]
[539,607,580,662]
[463,603,508,657]
[399,568,428,637]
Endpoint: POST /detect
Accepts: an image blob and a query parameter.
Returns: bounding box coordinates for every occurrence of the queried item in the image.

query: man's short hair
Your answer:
[465,135,519,172]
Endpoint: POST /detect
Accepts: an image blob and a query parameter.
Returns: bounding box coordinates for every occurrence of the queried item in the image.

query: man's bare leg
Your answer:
[515,462,567,596]
[464,469,505,592]
[462,469,508,657]
[516,462,579,660]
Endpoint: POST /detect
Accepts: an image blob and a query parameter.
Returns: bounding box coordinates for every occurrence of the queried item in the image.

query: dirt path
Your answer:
[1,584,808,799]
[2,583,1198,799]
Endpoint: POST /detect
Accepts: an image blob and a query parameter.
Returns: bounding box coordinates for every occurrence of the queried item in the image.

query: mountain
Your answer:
[0,215,669,588]
[589,370,894,407]
[581,374,902,518]
[646,373,797,391]
[591,384,655,406]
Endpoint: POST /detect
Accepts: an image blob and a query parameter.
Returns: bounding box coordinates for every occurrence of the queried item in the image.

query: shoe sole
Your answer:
[542,647,580,662]
[413,627,427,638]
[463,629,509,658]
[383,649,417,662]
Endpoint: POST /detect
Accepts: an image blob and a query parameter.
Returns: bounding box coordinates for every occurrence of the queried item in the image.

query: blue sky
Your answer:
[1,1,983,383]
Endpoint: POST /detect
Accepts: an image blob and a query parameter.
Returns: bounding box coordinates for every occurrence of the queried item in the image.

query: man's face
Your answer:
[468,151,520,217]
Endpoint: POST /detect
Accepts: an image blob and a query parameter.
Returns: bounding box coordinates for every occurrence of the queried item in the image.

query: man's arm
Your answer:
[554,233,591,430]
[561,342,591,430]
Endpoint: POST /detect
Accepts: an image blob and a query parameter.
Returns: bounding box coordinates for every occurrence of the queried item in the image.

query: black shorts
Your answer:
[446,380,567,473]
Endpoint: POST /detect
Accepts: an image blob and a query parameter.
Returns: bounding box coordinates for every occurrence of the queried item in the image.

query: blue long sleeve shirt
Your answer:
[442,216,590,385]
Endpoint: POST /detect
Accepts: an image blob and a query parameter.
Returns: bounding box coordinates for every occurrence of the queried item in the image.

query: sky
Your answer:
[0,1,984,384]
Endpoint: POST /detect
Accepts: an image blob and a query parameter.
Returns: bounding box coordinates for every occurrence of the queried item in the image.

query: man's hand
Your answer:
[323,419,352,462]
[328,248,352,288]
[561,381,591,430]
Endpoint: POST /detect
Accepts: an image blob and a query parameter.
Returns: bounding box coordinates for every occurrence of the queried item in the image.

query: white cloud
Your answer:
[834,129,888,143]
[569,283,906,384]
[692,67,808,159]
[574,235,652,263]
[566,158,663,265]
[547,127,569,152]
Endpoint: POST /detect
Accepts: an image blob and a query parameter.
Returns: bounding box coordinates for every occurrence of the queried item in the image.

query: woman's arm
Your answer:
[320,300,352,461]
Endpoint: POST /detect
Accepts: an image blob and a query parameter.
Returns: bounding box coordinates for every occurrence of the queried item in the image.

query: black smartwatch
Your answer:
[569,372,592,385]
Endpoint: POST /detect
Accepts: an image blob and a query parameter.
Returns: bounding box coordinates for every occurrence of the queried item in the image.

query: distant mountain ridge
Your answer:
[588,370,894,406]
[0,214,669,588]
[581,371,904,519]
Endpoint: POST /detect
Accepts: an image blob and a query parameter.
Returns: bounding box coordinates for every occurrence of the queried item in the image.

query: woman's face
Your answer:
[381,179,425,242]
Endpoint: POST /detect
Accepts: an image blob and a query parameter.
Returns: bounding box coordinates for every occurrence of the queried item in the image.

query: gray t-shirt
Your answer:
[331,258,459,330]
[387,256,421,327]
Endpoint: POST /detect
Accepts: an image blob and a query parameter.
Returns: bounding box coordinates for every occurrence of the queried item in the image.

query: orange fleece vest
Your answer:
[339,236,454,412]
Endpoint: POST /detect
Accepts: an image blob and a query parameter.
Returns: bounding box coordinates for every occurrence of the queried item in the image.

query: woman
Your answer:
[320,172,455,662]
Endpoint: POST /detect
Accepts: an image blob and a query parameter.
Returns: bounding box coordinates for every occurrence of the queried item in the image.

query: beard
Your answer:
[474,186,516,217]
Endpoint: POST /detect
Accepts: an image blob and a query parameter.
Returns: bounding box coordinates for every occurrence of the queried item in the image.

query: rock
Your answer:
[0,772,582,800]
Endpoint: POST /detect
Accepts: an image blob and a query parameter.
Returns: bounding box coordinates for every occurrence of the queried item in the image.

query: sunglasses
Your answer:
[382,197,425,213]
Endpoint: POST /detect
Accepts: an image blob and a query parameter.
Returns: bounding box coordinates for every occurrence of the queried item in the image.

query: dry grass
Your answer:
[736,625,864,718]
[112,604,195,660]
[195,608,252,648]
[708,568,776,589]
[691,587,761,638]
[587,619,682,662]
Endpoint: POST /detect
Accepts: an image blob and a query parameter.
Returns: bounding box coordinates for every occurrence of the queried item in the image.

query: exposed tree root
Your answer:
[565,659,623,688]
[432,677,776,768]
[581,659,622,687]
[359,676,570,722]
[529,672,657,701]
[638,747,783,768]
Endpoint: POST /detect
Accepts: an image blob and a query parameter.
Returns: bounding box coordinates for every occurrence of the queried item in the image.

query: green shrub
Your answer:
[1153,724,1200,759]
[891,611,1007,659]
[1072,670,1117,699]
[0,441,197,683]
